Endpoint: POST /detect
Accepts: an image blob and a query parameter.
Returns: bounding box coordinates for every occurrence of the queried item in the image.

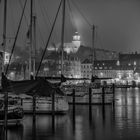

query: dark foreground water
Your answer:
[1,88,140,140]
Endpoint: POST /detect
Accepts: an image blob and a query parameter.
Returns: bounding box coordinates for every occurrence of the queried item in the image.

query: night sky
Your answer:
[0,0,140,53]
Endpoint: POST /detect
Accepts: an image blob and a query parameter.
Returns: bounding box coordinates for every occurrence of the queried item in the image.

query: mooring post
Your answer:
[4,127,7,140]
[4,92,8,129]
[102,86,105,105]
[32,113,36,140]
[102,86,105,124]
[72,88,75,130]
[112,83,115,108]
[33,94,36,116]
[72,88,75,114]
[3,92,8,140]
[52,92,55,133]
[21,98,23,106]
[89,87,92,120]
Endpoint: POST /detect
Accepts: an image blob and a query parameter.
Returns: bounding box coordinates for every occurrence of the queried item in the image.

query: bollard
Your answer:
[89,87,92,121]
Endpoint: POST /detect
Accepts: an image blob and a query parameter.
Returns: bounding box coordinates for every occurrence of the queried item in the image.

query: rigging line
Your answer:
[0,35,15,39]
[5,0,28,75]
[8,0,16,35]
[67,0,76,31]
[37,0,52,48]
[38,0,51,27]
[36,0,62,76]
[41,0,59,41]
[18,0,29,27]
[38,0,59,41]
[36,21,46,50]
[18,0,30,49]
[71,0,92,28]
[37,0,50,32]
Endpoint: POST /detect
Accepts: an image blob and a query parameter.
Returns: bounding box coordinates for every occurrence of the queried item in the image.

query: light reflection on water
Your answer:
[1,88,140,140]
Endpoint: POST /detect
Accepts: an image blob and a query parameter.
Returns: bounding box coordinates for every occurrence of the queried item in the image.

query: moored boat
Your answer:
[0,99,24,125]
[20,94,69,114]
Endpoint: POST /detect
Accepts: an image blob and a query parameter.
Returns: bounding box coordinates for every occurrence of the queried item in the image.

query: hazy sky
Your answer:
[0,0,140,53]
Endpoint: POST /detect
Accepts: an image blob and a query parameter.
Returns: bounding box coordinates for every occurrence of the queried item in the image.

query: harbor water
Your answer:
[1,88,140,140]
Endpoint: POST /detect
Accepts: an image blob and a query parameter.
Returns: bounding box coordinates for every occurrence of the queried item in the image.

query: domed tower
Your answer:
[72,32,81,52]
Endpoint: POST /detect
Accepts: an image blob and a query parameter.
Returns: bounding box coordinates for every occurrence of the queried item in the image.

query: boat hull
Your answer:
[0,106,24,126]
[22,97,69,114]
[0,119,22,126]
[67,94,113,104]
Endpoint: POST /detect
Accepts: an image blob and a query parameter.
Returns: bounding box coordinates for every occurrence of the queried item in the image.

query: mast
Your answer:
[29,0,33,79]
[3,0,8,129]
[92,25,96,77]
[61,0,66,76]
[29,0,36,79]
[32,1,36,80]
[2,0,7,73]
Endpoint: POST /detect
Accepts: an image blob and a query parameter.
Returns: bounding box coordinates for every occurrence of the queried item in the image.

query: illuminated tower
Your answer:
[72,32,81,52]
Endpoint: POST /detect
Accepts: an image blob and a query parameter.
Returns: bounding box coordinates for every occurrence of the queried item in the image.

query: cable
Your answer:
[18,0,29,27]
[71,0,92,28]
[8,0,16,35]
[36,22,46,50]
[36,0,62,76]
[67,0,76,31]
[38,0,59,42]
[38,0,51,29]
[5,0,28,75]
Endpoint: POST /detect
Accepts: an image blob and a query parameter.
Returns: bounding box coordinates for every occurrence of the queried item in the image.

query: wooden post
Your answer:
[21,98,23,106]
[33,94,36,116]
[102,86,105,105]
[52,92,55,133]
[72,88,75,114]
[89,87,92,121]
[52,92,55,114]
[4,127,7,140]
[102,86,105,123]
[4,92,8,129]
[32,112,36,140]
[72,88,75,130]
[112,84,115,108]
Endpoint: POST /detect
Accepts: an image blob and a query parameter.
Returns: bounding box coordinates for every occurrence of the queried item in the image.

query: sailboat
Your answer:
[0,0,24,126]
[5,0,69,114]
[0,3,68,115]
[0,97,23,125]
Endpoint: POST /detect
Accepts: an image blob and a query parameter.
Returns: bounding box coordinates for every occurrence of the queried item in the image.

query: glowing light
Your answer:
[134,61,136,65]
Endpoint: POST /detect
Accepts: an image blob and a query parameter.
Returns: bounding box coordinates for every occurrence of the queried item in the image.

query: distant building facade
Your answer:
[81,58,92,79]
[94,60,118,79]
[118,52,140,81]
[47,32,81,54]
[40,52,81,78]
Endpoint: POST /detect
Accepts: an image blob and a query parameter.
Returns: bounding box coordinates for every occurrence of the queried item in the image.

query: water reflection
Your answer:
[1,88,140,140]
